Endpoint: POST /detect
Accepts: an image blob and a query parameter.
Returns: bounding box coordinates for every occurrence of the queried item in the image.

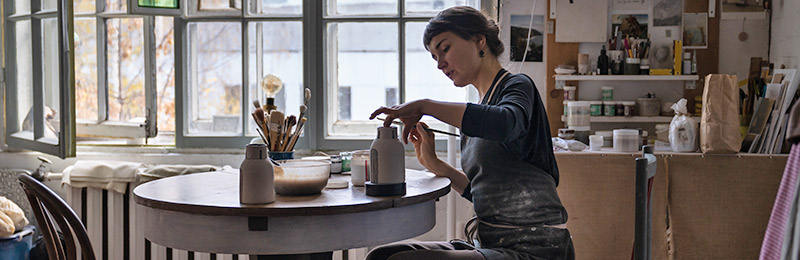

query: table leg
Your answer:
[251,252,333,260]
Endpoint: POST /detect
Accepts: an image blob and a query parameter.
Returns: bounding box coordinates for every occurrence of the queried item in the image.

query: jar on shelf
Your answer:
[604,101,617,116]
[615,102,625,116]
[601,86,614,101]
[589,101,603,116]
[622,101,636,116]
[567,101,591,128]
[563,86,577,101]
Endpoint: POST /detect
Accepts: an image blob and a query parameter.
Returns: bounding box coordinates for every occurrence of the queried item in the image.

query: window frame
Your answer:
[2,0,496,156]
[3,0,76,158]
[72,0,159,140]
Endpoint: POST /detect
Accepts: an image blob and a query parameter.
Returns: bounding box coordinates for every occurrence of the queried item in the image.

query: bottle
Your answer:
[682,52,692,75]
[366,126,406,196]
[240,144,276,204]
[598,45,609,75]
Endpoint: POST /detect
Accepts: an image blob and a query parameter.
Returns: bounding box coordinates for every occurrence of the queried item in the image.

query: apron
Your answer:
[460,70,574,260]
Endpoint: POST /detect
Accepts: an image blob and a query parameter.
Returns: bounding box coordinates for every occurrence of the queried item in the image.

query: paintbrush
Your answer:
[287,117,307,151]
[269,111,285,151]
[374,117,459,137]
[281,115,296,151]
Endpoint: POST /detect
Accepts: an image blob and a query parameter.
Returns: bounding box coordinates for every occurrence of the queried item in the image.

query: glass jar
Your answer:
[604,101,616,116]
[350,150,370,186]
[339,151,352,172]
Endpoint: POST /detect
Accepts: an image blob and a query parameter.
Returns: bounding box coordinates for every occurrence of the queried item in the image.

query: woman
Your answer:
[366,6,574,260]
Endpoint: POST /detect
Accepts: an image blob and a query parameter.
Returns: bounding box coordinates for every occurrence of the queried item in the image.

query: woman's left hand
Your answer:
[369,99,428,144]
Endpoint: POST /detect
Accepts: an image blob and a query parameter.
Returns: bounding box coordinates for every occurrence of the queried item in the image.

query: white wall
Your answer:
[499,0,549,102]
[719,17,769,81]
[770,0,800,69]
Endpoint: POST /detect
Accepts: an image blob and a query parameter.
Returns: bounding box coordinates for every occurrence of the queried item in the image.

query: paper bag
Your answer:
[701,74,742,153]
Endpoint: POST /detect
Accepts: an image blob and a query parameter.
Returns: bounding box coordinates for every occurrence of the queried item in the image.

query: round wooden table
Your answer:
[133,169,450,258]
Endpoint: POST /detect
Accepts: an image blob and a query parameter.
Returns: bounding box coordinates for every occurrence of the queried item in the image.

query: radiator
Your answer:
[62,183,252,260]
[61,183,366,260]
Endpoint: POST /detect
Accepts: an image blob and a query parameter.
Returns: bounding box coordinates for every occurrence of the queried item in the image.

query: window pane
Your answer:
[156,17,176,132]
[106,0,126,12]
[199,0,241,10]
[328,0,397,16]
[328,22,397,136]
[138,0,178,9]
[15,20,33,134]
[15,0,31,14]
[74,0,96,13]
[404,22,465,103]
[247,21,302,137]
[107,18,145,123]
[42,18,60,138]
[251,0,301,15]
[188,22,243,135]
[75,18,99,121]
[43,0,57,10]
[404,0,476,15]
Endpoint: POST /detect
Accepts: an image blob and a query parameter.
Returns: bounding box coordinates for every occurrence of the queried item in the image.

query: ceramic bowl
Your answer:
[554,68,577,75]
[274,159,331,195]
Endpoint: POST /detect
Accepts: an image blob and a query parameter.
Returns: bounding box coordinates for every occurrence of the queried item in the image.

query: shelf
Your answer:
[554,75,700,81]
[590,116,674,123]
[561,116,702,123]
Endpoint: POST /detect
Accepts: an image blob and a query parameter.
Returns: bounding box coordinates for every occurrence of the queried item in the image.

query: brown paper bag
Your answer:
[701,74,742,153]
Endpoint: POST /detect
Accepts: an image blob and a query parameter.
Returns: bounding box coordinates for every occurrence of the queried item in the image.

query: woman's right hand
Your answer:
[409,122,444,174]
[369,99,428,144]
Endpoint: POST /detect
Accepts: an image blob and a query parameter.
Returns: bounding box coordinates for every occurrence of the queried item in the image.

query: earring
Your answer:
[479,50,485,57]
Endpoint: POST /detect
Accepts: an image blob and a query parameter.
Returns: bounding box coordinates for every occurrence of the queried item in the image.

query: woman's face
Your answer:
[427,31,483,87]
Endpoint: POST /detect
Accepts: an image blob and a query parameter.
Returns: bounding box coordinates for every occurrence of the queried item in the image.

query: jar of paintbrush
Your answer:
[250,88,312,161]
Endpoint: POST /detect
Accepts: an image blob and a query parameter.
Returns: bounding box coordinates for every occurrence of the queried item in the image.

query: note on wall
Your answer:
[613,0,649,11]
[555,0,607,43]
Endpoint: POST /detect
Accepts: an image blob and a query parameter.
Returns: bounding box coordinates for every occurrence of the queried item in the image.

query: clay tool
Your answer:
[375,117,459,137]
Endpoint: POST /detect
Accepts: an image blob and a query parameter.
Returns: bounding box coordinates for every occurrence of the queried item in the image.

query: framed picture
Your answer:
[509,15,544,62]
[682,13,708,49]
[721,0,768,20]
[652,0,681,26]
[611,14,648,39]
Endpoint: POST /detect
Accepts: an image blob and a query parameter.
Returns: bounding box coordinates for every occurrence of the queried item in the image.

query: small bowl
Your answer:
[274,159,331,195]
[554,68,577,75]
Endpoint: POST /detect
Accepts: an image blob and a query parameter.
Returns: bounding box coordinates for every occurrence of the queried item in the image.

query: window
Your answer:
[4,0,488,156]
[3,0,75,157]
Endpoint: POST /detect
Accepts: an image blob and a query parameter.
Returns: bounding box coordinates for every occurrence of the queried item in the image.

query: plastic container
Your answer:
[625,58,640,75]
[339,151,352,172]
[615,102,625,116]
[655,124,670,143]
[563,100,569,116]
[589,135,603,151]
[640,59,650,75]
[350,150,369,186]
[0,226,34,260]
[589,101,603,116]
[563,86,577,101]
[601,86,614,101]
[614,129,640,152]
[603,101,617,116]
[571,126,591,145]
[596,130,613,147]
[637,97,662,116]
[623,101,636,116]
[329,155,342,174]
[567,101,591,127]
[274,159,331,195]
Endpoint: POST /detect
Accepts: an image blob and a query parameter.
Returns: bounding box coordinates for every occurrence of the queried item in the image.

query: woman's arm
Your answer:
[370,99,466,144]
[408,122,470,195]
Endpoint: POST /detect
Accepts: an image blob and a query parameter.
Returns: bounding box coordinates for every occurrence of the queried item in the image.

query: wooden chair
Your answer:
[633,145,656,260]
[18,174,96,260]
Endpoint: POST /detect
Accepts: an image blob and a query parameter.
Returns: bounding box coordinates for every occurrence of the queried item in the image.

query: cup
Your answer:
[350,150,369,186]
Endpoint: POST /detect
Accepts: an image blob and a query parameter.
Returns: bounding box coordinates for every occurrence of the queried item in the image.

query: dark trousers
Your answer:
[366,240,486,260]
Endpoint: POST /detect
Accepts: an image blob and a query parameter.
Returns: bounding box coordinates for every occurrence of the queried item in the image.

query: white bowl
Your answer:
[554,68,577,75]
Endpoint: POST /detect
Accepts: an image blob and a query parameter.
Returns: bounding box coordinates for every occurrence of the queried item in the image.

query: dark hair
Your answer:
[423,6,504,57]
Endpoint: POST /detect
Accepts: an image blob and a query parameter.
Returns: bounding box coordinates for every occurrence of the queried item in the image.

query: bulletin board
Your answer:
[554,0,608,43]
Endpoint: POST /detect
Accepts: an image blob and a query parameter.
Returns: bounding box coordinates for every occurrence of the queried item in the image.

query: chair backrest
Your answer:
[18,174,96,260]
[634,145,657,260]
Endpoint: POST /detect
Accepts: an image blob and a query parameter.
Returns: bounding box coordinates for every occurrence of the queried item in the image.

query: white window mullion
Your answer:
[143,16,158,137]
[96,0,108,122]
